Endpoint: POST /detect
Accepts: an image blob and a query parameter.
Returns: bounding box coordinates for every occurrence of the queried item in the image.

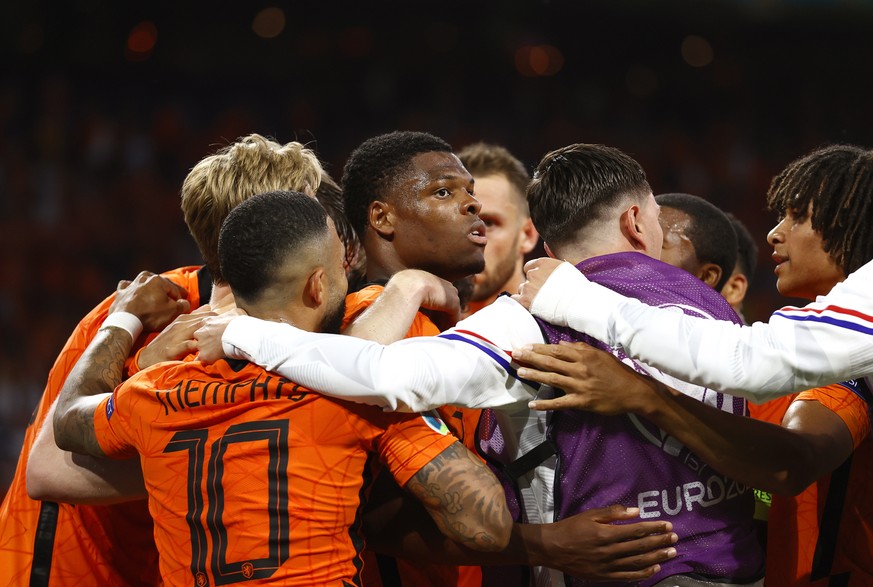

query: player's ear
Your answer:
[697,263,724,290]
[518,217,540,255]
[543,242,555,259]
[622,204,647,250]
[720,271,748,307]
[369,201,395,239]
[304,268,327,308]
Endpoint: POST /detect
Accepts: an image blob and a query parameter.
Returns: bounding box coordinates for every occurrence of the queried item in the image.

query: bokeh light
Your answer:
[514,44,565,77]
[125,21,157,61]
[252,7,286,39]
[682,35,714,67]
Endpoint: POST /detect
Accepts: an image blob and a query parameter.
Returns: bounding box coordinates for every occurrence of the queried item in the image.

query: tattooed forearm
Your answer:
[54,326,134,456]
[406,442,511,551]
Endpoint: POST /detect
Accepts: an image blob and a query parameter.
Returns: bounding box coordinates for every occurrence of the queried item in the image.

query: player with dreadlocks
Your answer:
[511,144,873,400]
[767,144,873,277]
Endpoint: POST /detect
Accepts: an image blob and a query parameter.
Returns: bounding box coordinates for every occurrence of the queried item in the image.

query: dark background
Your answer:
[2,0,873,496]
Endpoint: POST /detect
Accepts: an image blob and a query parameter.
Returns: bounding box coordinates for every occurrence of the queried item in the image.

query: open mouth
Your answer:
[469,222,488,246]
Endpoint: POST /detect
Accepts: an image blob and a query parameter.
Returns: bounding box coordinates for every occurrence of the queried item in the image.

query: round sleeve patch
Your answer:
[422,411,449,435]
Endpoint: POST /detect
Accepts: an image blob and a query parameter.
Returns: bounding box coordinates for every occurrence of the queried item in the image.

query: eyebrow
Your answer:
[431,171,473,183]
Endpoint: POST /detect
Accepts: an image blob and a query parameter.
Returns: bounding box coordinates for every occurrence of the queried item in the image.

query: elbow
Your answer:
[469,502,513,552]
[487,509,513,551]
[470,468,513,552]
[26,462,60,502]
[52,420,73,453]
[52,407,80,454]
[25,471,47,501]
[778,471,818,496]
[755,466,818,497]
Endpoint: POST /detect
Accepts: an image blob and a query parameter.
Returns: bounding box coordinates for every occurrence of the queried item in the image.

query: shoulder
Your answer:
[159,265,207,308]
[342,285,385,324]
[159,265,202,282]
[347,284,385,306]
[447,296,543,350]
[797,381,872,422]
[795,381,871,447]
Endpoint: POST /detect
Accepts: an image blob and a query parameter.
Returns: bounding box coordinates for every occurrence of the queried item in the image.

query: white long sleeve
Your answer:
[222,296,544,412]
[529,260,873,399]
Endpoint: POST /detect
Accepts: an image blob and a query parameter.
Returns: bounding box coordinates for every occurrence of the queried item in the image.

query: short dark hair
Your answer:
[725,212,758,286]
[219,191,328,303]
[341,131,453,238]
[527,143,651,247]
[458,142,531,213]
[766,144,873,274]
[656,193,738,291]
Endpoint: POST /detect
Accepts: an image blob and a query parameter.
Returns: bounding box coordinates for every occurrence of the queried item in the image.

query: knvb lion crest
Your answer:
[242,562,254,579]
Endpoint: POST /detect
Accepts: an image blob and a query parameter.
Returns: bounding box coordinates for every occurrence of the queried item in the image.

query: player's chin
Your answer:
[442,250,485,281]
[465,253,486,276]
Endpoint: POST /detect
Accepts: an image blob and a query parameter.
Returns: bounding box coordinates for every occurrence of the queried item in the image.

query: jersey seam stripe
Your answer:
[438,332,540,389]
[451,329,511,357]
[776,304,873,323]
[773,311,873,335]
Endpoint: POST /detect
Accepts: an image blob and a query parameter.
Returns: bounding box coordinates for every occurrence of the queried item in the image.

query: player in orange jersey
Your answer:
[3,134,323,586]
[51,191,512,587]
[337,130,491,586]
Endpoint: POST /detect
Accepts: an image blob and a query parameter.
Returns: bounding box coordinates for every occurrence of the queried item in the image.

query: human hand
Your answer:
[513,341,654,413]
[389,269,461,317]
[193,308,246,362]
[511,257,565,310]
[109,271,190,332]
[137,305,217,369]
[537,505,677,580]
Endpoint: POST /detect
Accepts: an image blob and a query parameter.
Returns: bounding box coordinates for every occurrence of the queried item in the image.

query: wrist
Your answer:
[529,262,579,326]
[100,311,144,341]
[634,378,671,419]
[128,347,147,376]
[401,271,431,303]
[511,522,548,566]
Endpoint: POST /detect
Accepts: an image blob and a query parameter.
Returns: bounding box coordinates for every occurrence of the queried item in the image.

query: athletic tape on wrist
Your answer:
[101,311,144,341]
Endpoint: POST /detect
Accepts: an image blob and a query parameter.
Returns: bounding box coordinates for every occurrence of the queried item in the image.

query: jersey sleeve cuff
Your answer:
[222,315,310,363]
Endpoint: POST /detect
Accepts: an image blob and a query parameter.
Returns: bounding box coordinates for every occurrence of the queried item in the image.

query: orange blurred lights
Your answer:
[126,21,157,60]
[682,35,714,68]
[252,7,286,39]
[515,44,564,77]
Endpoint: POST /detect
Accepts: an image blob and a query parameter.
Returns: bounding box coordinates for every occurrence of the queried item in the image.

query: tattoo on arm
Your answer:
[406,442,509,551]
[55,327,133,456]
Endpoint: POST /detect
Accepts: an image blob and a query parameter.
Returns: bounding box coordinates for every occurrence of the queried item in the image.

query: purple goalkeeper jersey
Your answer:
[479,252,764,586]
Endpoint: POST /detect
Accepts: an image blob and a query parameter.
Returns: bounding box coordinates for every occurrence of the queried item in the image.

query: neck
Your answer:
[464,263,526,317]
[246,303,320,332]
[209,283,236,311]
[553,226,650,265]
[363,233,408,282]
[554,241,633,266]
